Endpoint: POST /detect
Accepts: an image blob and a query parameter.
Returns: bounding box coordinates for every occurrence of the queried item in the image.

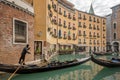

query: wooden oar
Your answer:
[7,64,22,80]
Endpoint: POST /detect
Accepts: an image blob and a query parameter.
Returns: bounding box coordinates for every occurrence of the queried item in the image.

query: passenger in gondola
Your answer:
[18,44,31,65]
[111,58,120,63]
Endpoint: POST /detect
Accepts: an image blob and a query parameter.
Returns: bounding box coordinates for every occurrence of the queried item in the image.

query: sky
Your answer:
[68,0,120,17]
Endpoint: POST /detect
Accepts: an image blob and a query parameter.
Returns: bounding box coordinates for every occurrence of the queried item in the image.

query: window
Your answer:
[59,18,61,26]
[78,22,82,27]
[59,8,61,13]
[59,8,62,15]
[94,17,96,22]
[13,19,28,44]
[64,31,66,38]
[59,30,62,37]
[64,21,66,26]
[89,24,92,29]
[78,13,82,19]
[89,16,92,21]
[113,23,116,29]
[78,30,81,36]
[114,33,116,39]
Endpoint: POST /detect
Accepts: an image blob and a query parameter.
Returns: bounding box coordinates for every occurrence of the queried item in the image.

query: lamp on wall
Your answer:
[37,31,42,37]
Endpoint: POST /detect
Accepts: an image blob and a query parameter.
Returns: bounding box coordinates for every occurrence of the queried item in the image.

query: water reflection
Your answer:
[93,67,120,80]
[12,63,91,80]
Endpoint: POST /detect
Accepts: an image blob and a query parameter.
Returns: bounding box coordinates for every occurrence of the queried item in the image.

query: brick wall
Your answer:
[0,2,34,64]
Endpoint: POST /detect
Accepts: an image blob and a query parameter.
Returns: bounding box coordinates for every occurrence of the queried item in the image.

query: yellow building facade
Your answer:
[26,0,106,59]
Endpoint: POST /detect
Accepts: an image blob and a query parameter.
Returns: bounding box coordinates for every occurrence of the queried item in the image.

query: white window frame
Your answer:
[13,18,28,44]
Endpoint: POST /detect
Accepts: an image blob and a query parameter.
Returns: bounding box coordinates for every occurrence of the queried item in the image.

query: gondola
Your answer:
[93,52,112,55]
[91,54,120,67]
[0,57,90,74]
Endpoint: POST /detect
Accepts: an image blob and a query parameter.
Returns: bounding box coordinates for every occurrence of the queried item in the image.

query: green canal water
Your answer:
[1,53,120,80]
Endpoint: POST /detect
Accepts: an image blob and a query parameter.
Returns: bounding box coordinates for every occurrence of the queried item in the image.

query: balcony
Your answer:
[78,34,82,36]
[73,27,76,30]
[78,17,82,19]
[47,27,51,32]
[73,37,76,40]
[83,34,87,37]
[89,42,92,44]
[52,34,57,38]
[97,43,100,45]
[93,42,96,45]
[93,27,96,30]
[89,19,92,22]
[103,36,105,38]
[58,23,62,27]
[89,27,92,29]
[97,20,99,23]
[53,8,57,12]
[94,20,96,22]
[52,19,57,25]
[103,22,106,25]
[58,36,62,39]
[68,36,71,40]
[93,35,96,38]
[83,42,86,44]
[103,29,106,31]
[63,37,67,39]
[97,35,100,38]
[59,12,62,15]
[63,25,67,28]
[68,15,71,19]
[78,24,82,28]
[68,26,72,29]
[97,28,100,30]
[63,14,67,17]
[83,17,87,20]
[89,35,92,37]
[83,25,87,28]
[73,17,76,21]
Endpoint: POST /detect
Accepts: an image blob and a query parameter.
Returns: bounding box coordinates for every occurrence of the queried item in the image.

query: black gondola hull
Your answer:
[0,57,90,74]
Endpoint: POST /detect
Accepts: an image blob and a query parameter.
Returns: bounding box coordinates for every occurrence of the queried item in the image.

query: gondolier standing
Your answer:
[18,44,31,65]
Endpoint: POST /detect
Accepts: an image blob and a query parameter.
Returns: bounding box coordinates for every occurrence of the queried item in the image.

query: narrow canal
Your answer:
[0,53,120,80]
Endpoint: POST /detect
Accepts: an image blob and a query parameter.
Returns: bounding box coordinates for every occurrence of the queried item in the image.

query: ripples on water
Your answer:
[1,53,120,80]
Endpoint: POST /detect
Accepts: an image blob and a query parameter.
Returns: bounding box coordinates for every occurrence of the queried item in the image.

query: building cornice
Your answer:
[0,0,34,16]
[111,4,120,9]
[58,0,75,11]
[76,9,106,19]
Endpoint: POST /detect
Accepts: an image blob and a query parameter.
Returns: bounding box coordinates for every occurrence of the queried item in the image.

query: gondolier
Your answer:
[18,44,31,65]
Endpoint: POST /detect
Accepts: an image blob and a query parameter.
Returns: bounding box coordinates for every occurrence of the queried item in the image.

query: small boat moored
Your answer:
[91,54,120,67]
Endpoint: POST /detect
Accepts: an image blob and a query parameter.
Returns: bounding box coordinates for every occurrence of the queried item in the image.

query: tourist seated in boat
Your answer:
[111,58,120,63]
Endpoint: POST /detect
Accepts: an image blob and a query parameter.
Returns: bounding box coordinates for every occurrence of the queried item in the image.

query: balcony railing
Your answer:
[68,26,72,29]
[58,36,62,39]
[59,12,62,15]
[52,34,57,38]
[59,23,62,26]
[73,17,76,21]
[78,17,82,19]
[68,36,71,40]
[63,37,67,39]
[78,25,82,27]
[68,16,71,19]
[73,27,76,30]
[64,14,67,17]
[63,25,67,28]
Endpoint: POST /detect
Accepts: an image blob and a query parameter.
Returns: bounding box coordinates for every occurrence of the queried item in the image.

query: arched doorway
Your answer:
[34,41,42,60]
[113,42,119,52]
[106,42,112,52]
